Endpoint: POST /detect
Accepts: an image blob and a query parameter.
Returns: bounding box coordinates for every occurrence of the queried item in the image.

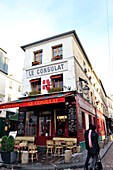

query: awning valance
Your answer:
[0,92,73,109]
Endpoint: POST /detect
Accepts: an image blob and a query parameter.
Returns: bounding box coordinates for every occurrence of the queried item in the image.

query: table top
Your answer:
[15,145,26,148]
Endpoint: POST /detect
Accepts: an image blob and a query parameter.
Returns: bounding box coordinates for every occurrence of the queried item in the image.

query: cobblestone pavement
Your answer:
[102,143,113,170]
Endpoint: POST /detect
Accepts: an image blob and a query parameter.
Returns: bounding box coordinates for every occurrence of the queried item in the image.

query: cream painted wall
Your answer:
[22,35,76,95]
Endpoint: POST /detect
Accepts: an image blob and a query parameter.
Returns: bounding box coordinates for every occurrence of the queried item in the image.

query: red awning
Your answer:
[0,92,73,109]
[50,75,62,79]
[29,79,39,82]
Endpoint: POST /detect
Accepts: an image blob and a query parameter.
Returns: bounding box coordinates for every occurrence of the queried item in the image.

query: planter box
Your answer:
[1,151,17,163]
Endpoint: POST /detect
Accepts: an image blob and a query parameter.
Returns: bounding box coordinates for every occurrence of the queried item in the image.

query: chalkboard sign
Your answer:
[17,112,25,136]
[68,108,77,136]
[78,109,83,130]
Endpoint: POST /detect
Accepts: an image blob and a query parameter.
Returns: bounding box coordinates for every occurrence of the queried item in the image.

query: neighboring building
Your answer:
[107,96,113,133]
[0,48,22,137]
[0,31,110,150]
[0,48,8,74]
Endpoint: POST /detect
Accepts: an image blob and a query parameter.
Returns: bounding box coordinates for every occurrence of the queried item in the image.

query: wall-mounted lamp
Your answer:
[65,102,69,106]
[83,85,90,95]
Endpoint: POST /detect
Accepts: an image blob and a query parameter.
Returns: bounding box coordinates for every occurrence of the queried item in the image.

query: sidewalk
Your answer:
[0,141,112,170]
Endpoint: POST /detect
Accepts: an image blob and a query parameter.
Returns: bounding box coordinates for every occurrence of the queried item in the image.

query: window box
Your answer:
[32,61,39,66]
[48,87,62,93]
[28,90,41,96]
[84,68,87,73]
[52,55,63,61]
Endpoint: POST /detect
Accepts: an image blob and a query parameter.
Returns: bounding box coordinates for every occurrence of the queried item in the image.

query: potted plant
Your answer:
[0,135,17,163]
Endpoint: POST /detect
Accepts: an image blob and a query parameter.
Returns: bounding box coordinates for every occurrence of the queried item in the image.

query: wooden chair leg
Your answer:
[36,153,38,160]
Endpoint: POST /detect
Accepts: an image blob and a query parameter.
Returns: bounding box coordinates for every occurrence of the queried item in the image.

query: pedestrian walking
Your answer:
[84,124,100,170]
[84,123,93,170]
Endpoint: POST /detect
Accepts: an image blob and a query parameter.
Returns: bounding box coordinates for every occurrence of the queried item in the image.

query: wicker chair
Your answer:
[28,144,38,162]
[54,140,63,155]
[46,140,54,155]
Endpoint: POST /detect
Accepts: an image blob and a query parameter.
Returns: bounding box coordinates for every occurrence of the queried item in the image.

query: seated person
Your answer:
[56,128,64,136]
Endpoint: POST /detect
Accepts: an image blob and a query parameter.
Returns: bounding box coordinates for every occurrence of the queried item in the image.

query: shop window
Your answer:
[89,115,92,124]
[78,109,83,130]
[52,45,63,61]
[51,74,63,90]
[68,107,77,136]
[82,112,85,129]
[39,117,44,136]
[56,109,67,136]
[93,117,95,125]
[25,111,37,136]
[32,50,42,66]
[30,78,41,92]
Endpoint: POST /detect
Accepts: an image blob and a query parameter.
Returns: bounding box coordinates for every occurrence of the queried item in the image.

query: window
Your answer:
[51,74,63,89]
[32,50,42,65]
[30,78,41,92]
[8,94,11,101]
[25,111,37,136]
[9,81,12,89]
[52,45,63,61]
[18,85,21,92]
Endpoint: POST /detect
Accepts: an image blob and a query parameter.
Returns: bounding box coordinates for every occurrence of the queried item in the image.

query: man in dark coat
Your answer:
[84,123,93,170]
[88,125,100,170]
[84,124,100,170]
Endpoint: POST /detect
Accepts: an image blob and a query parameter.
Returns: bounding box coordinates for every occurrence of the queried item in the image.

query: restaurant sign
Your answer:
[0,97,65,109]
[26,61,68,78]
[79,99,95,115]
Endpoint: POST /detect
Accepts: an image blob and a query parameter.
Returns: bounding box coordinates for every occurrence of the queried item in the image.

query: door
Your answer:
[37,115,52,146]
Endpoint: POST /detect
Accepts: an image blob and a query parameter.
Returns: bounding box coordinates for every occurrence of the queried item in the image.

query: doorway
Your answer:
[37,111,52,145]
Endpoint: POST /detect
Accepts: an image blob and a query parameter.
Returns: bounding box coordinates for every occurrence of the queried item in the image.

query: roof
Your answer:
[21,30,92,68]
[0,48,7,54]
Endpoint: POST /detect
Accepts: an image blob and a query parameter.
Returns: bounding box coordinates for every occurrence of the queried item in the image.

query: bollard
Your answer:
[107,136,110,142]
[65,150,71,163]
[104,138,108,145]
[76,146,80,153]
[99,141,104,149]
[22,151,28,164]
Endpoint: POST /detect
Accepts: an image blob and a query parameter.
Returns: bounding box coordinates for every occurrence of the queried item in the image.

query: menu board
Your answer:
[68,108,77,136]
[17,112,25,136]
[78,109,83,130]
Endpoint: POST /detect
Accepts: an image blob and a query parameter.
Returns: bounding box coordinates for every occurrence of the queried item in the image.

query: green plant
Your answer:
[48,87,62,93]
[1,136,7,151]
[1,135,15,152]
[28,90,41,96]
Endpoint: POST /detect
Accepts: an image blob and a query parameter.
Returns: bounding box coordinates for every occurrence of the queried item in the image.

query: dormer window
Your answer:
[52,45,63,61]
[32,50,42,66]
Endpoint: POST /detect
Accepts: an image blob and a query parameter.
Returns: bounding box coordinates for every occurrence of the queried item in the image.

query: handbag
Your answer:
[96,154,103,170]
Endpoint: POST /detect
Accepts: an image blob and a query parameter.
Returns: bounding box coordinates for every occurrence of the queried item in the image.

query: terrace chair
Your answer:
[46,140,54,155]
[28,144,38,162]
[54,140,63,156]
[65,141,75,154]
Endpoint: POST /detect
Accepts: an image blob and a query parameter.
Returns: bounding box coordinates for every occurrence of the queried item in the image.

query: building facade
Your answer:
[0,31,112,150]
[0,48,22,137]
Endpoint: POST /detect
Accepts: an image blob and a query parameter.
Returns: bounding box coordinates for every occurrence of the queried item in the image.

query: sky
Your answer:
[0,0,113,94]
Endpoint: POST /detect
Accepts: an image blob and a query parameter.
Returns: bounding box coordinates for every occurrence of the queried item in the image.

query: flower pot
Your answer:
[1,151,17,163]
